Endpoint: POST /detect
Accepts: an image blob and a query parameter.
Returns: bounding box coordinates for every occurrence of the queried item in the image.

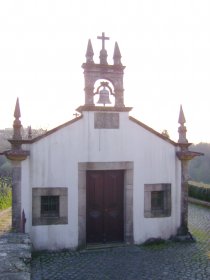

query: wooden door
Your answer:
[86,170,124,243]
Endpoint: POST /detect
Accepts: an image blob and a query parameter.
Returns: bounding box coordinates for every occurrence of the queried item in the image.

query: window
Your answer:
[32,187,68,226]
[41,196,59,217]
[144,184,171,218]
[151,191,164,211]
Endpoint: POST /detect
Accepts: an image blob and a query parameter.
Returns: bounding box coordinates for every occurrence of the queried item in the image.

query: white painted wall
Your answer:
[21,110,182,250]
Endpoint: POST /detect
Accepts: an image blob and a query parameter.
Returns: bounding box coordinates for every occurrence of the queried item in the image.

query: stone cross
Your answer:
[73,112,80,118]
[97,32,109,50]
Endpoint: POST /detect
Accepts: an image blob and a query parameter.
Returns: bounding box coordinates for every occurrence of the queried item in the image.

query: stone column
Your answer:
[176,105,202,236]
[5,149,29,232]
[11,161,22,232]
[4,98,29,232]
[84,86,95,106]
[114,88,124,107]
[83,72,95,106]
[176,148,202,236]
[179,159,190,235]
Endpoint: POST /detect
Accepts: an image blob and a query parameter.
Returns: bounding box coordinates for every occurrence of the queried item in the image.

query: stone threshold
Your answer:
[85,242,126,250]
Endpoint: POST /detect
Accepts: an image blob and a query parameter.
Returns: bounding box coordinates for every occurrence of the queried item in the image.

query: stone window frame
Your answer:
[32,187,68,226]
[144,184,171,218]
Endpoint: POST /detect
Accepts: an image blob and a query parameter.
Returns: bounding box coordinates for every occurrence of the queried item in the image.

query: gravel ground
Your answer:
[31,203,210,280]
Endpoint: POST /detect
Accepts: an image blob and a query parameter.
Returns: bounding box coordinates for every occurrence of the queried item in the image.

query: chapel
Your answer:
[5,33,200,250]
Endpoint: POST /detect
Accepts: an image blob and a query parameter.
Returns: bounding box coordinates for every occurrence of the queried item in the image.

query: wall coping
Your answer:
[188,197,210,208]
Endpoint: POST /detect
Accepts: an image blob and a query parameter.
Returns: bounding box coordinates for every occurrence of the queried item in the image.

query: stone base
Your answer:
[143,232,196,246]
[170,232,196,243]
[143,237,166,246]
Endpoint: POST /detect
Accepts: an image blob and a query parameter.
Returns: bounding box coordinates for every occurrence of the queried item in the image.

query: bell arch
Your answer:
[93,79,115,106]
[82,64,125,107]
[82,34,125,108]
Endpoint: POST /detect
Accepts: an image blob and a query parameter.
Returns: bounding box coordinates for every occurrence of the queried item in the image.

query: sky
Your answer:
[0,0,210,144]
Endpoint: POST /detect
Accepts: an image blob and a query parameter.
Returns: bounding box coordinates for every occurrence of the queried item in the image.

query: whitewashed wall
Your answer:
[21,110,181,250]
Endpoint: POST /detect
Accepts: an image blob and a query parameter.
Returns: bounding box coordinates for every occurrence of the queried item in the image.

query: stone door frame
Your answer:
[78,161,134,247]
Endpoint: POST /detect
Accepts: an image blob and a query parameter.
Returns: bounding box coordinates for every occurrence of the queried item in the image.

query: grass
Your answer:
[190,226,210,242]
[140,238,172,250]
[207,251,210,259]
[0,188,12,210]
[0,177,12,210]
[142,242,170,250]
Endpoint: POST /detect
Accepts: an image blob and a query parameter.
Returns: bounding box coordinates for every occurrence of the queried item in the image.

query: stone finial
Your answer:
[13,98,22,141]
[178,105,186,125]
[28,126,32,139]
[178,105,188,144]
[113,42,122,65]
[5,97,29,159]
[97,32,109,65]
[86,39,94,64]
[14,97,21,119]
[99,49,108,65]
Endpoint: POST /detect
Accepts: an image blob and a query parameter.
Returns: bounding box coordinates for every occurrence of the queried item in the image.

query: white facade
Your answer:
[21,109,181,250]
[12,35,185,250]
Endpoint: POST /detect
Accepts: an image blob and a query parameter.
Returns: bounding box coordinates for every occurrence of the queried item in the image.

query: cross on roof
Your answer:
[73,112,80,118]
[97,32,109,50]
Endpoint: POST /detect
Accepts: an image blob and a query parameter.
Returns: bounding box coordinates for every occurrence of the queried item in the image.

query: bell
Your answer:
[97,87,111,106]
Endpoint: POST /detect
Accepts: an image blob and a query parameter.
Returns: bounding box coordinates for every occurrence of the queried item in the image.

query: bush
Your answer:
[0,177,12,210]
[188,183,210,203]
[0,156,12,177]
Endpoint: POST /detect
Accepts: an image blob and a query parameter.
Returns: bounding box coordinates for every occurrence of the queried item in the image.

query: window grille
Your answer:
[41,196,59,217]
[151,191,164,211]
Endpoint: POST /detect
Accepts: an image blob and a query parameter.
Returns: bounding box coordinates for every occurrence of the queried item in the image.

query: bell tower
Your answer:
[81,32,126,108]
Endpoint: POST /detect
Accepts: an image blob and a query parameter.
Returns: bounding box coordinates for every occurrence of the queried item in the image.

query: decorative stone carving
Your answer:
[94,112,119,129]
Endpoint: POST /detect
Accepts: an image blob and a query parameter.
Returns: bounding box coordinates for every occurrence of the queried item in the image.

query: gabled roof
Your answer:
[19,113,177,146]
[20,115,83,144]
[129,116,177,146]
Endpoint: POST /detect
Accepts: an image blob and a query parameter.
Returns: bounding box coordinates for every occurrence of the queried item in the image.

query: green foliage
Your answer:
[189,143,210,184]
[0,160,12,175]
[0,177,12,210]
[0,155,12,177]
[190,227,209,242]
[188,182,210,202]
[142,238,167,249]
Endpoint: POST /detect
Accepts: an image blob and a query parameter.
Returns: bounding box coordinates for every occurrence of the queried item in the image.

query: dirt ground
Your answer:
[0,207,11,235]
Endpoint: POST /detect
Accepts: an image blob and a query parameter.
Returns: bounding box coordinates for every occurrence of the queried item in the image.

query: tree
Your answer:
[189,143,210,183]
